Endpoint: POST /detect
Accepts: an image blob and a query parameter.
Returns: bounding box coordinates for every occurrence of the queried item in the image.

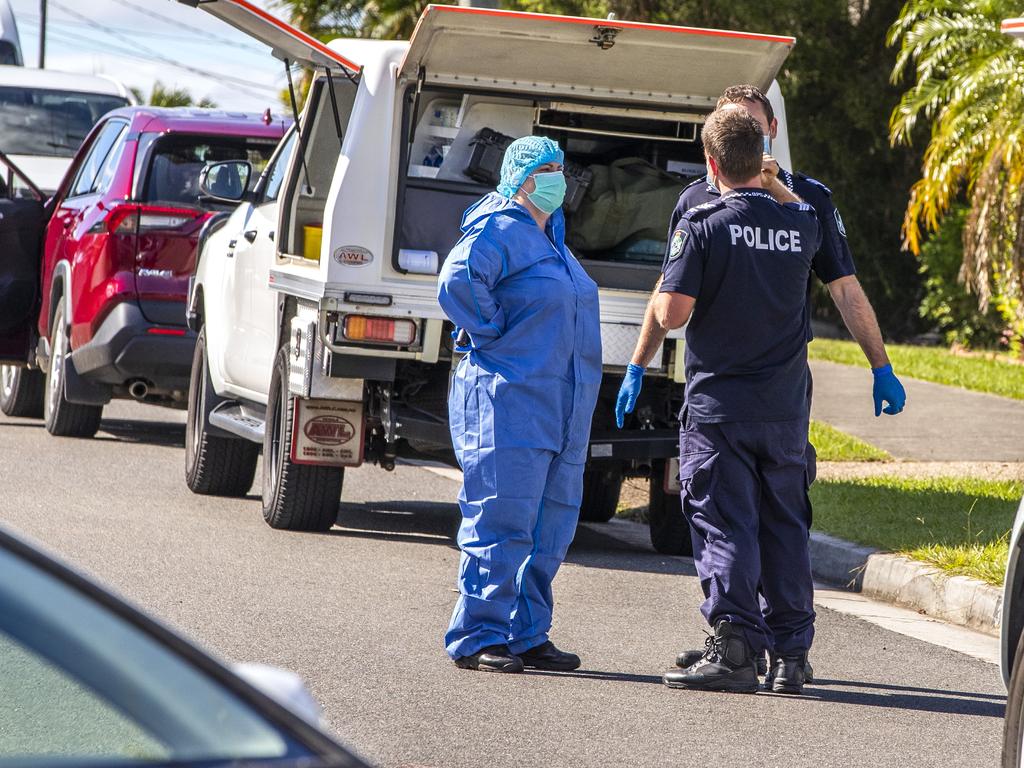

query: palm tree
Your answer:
[129,82,216,108]
[358,0,432,40]
[889,0,1024,350]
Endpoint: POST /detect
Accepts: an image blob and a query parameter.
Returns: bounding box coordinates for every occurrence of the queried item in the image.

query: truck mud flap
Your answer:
[290,398,365,467]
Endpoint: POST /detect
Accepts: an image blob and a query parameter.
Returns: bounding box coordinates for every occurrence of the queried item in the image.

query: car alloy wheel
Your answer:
[1,365,15,400]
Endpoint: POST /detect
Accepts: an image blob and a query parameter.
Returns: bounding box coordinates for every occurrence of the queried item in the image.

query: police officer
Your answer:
[616,108,821,694]
[669,85,907,686]
[672,85,905,427]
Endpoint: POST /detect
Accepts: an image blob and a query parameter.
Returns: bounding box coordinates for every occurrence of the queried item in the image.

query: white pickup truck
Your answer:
[179,1,796,552]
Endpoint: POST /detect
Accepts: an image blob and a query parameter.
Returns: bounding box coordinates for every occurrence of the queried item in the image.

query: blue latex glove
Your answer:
[872,364,906,416]
[615,363,645,428]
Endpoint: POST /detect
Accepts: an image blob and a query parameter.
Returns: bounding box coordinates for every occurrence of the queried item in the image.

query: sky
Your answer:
[8,0,292,111]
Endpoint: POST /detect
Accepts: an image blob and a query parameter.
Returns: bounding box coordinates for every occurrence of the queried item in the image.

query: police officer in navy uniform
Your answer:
[667,85,907,686]
[615,107,822,693]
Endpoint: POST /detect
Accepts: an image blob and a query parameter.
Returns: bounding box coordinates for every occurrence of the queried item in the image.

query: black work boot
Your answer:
[662,621,759,693]
[676,647,768,676]
[764,654,814,689]
[453,645,524,673]
[518,640,581,671]
[768,652,808,694]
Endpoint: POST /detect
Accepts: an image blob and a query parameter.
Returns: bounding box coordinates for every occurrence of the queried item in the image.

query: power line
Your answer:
[47,0,277,94]
[27,23,278,101]
[105,0,268,53]
[19,13,268,53]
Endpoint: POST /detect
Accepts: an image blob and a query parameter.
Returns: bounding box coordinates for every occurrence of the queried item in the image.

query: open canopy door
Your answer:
[400,6,795,107]
[1004,18,1024,43]
[178,0,359,72]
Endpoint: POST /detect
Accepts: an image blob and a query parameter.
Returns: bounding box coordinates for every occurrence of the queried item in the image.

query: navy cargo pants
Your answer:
[679,411,815,654]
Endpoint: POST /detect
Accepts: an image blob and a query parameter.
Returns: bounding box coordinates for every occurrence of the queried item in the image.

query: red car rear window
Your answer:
[141,134,278,210]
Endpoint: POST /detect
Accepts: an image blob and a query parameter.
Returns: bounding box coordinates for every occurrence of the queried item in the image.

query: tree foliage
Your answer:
[889,0,1024,351]
[130,82,216,108]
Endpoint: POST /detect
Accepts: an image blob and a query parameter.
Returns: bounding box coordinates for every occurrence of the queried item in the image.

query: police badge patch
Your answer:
[669,228,688,259]
[834,208,847,238]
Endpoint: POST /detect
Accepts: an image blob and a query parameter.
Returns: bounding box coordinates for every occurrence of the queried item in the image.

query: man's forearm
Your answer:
[828,276,889,368]
[766,178,803,205]
[632,280,671,368]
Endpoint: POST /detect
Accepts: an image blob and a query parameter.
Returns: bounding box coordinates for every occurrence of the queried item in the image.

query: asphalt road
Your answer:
[0,401,1007,768]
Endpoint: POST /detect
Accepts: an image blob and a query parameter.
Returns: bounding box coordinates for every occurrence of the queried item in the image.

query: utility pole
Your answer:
[38,0,47,68]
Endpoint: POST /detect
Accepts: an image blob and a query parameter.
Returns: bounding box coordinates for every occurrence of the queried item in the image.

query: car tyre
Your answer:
[261,345,343,531]
[185,326,259,496]
[43,299,102,438]
[1003,630,1024,766]
[0,364,44,418]
[648,458,692,556]
[578,465,622,523]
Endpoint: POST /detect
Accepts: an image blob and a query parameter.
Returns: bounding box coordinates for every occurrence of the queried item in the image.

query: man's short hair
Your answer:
[716,84,775,124]
[701,108,763,182]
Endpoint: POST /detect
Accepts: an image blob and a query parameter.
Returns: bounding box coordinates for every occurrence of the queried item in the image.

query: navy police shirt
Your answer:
[661,189,821,423]
[671,169,854,340]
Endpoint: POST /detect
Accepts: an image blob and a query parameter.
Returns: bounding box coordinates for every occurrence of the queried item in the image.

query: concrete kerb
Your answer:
[810,531,1003,636]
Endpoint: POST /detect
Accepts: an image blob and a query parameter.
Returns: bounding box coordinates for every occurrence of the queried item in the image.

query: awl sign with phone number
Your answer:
[290,398,364,466]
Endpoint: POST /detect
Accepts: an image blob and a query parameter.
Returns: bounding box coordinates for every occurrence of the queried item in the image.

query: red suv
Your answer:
[0,107,287,437]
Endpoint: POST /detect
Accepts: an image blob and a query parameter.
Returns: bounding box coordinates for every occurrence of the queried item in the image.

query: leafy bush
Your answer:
[917,205,1006,349]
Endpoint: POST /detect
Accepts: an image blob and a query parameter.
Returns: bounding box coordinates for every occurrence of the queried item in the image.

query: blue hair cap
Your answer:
[497,136,564,198]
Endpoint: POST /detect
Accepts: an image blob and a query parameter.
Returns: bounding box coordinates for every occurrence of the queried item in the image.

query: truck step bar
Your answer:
[209,401,267,443]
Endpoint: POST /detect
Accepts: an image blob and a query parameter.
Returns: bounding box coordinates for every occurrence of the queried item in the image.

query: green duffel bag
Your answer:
[568,158,686,252]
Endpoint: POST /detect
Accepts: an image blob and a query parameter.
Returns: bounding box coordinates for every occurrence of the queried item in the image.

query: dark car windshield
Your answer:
[0,86,129,157]
[142,134,278,210]
[0,545,311,765]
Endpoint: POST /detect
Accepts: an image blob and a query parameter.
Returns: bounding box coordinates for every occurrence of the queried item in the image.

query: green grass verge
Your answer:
[808,338,1024,400]
[810,476,1023,585]
[809,420,890,462]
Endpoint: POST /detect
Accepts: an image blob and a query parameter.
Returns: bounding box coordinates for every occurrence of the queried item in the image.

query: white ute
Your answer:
[180,1,796,550]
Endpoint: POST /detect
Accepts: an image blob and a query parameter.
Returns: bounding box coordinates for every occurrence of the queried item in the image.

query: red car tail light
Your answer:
[342,315,418,346]
[106,205,203,234]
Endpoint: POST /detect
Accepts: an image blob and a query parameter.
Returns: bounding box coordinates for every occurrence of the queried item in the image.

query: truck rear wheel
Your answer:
[185,327,258,497]
[261,345,343,532]
[649,459,692,556]
[44,300,102,438]
[1,364,44,418]
[578,466,622,523]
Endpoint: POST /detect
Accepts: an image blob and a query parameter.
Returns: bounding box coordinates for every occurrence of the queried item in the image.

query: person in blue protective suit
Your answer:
[616,108,822,694]
[663,85,906,688]
[437,136,602,674]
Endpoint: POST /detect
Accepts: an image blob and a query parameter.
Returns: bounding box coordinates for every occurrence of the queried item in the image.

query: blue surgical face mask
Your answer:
[527,171,567,214]
[706,168,715,188]
[763,135,772,154]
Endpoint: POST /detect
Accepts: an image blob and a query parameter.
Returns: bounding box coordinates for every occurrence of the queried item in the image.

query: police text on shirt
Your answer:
[728,224,802,252]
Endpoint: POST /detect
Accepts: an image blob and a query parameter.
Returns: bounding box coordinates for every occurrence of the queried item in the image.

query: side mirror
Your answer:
[198,160,252,204]
[232,662,324,727]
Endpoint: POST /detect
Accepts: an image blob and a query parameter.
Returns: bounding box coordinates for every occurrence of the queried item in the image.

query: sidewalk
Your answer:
[809,359,1024,461]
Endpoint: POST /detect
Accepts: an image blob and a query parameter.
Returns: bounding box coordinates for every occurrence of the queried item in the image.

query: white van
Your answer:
[181,2,795,552]
[0,66,133,194]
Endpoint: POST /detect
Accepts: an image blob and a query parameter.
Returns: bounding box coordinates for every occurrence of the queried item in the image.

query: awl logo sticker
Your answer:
[303,415,355,446]
[334,246,374,266]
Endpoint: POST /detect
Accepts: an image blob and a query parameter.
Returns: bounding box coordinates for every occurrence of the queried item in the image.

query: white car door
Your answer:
[223,130,297,398]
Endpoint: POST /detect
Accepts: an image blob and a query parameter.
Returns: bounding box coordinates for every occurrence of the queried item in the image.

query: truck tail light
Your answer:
[106,205,204,234]
[342,315,417,346]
